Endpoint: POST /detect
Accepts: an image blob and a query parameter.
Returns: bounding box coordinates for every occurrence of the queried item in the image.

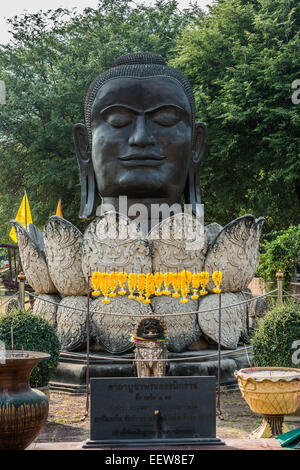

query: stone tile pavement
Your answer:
[27,438,290,450]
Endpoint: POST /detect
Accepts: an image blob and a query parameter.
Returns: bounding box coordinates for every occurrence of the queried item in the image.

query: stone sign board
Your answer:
[84,376,224,447]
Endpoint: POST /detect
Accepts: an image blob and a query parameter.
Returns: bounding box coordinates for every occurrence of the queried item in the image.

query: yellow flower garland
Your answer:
[180,270,192,304]
[90,270,222,303]
[171,272,181,298]
[128,272,137,299]
[191,272,201,299]
[154,272,164,296]
[212,270,222,294]
[100,272,110,303]
[137,273,146,301]
[108,271,118,297]
[199,271,210,296]
[144,273,155,304]
[117,272,127,295]
[163,272,173,295]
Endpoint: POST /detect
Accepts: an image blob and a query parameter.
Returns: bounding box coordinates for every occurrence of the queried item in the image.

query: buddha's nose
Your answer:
[128,116,155,147]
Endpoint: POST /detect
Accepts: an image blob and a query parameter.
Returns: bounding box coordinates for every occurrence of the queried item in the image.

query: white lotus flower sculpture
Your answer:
[12,212,264,354]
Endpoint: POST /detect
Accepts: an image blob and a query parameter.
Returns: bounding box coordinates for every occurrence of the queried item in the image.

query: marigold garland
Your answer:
[171,272,181,298]
[199,271,210,296]
[212,270,222,294]
[118,272,127,295]
[191,272,201,300]
[91,271,101,291]
[100,272,110,303]
[128,272,136,299]
[154,272,164,296]
[109,271,118,297]
[137,273,146,301]
[90,270,222,303]
[163,272,173,295]
[144,273,155,304]
[180,270,192,304]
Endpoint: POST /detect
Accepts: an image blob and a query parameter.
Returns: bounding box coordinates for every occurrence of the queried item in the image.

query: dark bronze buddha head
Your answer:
[73,53,206,219]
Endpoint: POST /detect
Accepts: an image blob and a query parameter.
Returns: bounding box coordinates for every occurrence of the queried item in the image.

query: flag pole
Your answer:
[82,268,91,421]
[217,292,224,420]
[24,191,27,230]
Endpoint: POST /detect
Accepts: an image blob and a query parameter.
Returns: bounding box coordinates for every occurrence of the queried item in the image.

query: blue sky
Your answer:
[0,0,214,45]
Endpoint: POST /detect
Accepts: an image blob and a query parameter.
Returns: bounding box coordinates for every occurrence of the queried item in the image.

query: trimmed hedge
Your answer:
[251,301,300,368]
[0,309,60,387]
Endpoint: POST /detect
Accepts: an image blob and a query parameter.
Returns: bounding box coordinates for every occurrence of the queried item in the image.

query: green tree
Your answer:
[0,0,197,242]
[256,224,300,287]
[172,0,300,231]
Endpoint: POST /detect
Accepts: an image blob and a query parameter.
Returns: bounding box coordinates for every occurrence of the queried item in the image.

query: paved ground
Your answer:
[31,389,267,443]
[27,438,287,450]
[24,390,299,451]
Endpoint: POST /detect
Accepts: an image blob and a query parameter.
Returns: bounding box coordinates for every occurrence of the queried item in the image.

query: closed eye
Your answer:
[105,112,133,128]
[151,111,181,127]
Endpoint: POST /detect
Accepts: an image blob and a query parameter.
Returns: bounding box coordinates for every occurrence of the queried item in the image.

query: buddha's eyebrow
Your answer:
[100,103,187,115]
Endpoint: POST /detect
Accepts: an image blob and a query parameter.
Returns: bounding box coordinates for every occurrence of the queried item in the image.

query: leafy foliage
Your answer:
[0,0,196,241]
[0,0,299,242]
[251,301,300,367]
[0,309,60,387]
[172,0,300,230]
[257,225,300,287]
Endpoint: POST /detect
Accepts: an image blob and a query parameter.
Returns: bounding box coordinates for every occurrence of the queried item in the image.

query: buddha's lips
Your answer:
[118,153,166,166]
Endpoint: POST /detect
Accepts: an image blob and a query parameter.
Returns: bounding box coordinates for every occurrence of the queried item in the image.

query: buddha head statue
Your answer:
[73,52,206,219]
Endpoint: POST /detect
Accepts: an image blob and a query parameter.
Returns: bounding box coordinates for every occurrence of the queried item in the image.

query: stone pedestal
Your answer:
[50,346,251,394]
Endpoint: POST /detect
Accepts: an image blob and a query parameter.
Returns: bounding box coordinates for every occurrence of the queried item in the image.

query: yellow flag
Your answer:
[9,192,33,243]
[56,199,63,218]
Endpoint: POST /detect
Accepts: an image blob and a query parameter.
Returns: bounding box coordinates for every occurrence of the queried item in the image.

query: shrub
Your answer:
[256,225,300,289]
[251,301,300,368]
[0,309,60,387]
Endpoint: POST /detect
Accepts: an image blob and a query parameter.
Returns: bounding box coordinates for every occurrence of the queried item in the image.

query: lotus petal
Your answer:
[198,292,248,349]
[148,213,207,273]
[32,294,61,328]
[91,296,152,354]
[204,214,265,292]
[56,296,87,351]
[205,222,223,247]
[27,223,44,254]
[12,220,57,294]
[151,295,200,352]
[44,216,87,295]
[82,212,152,279]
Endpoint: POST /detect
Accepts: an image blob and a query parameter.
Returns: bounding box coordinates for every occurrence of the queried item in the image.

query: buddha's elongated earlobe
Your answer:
[184,122,207,215]
[73,123,98,219]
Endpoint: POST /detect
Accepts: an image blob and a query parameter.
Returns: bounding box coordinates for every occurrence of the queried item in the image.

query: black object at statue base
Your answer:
[83,376,225,448]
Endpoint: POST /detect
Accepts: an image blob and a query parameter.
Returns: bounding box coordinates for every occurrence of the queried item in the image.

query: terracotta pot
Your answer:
[0,350,50,450]
[235,367,300,438]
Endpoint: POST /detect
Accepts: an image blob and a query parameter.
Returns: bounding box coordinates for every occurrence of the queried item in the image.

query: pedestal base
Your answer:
[50,347,251,394]
[250,415,289,439]
[83,437,225,448]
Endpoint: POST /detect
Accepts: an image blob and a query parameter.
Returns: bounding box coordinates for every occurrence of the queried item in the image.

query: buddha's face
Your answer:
[90,77,193,202]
